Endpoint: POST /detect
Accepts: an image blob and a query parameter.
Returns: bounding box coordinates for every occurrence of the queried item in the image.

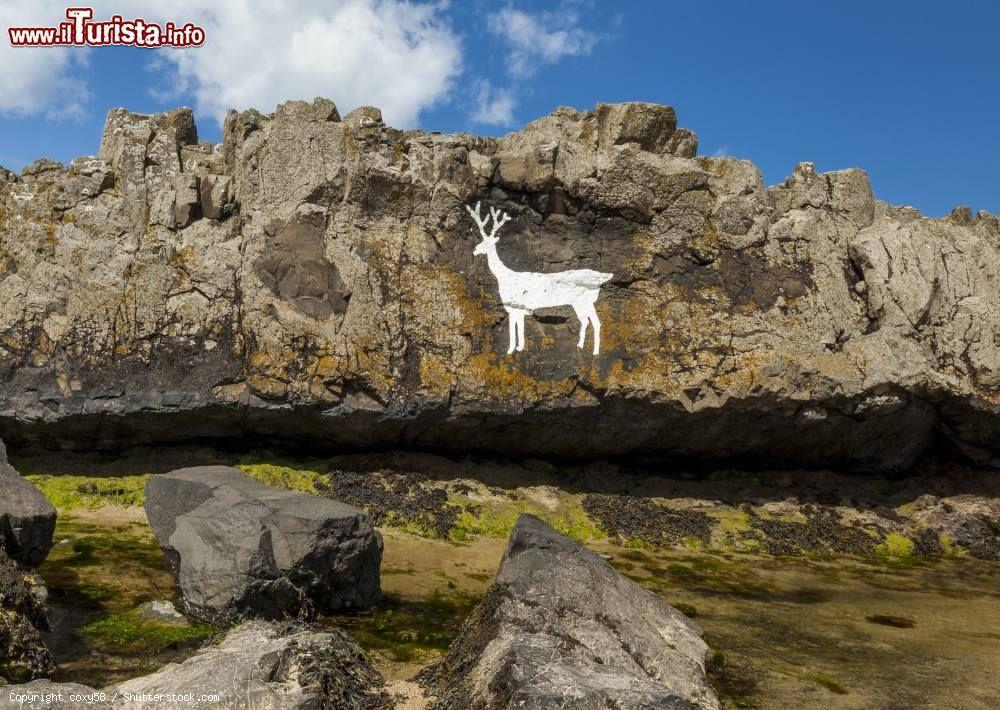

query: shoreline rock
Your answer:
[0,620,393,710]
[422,514,721,709]
[0,441,55,568]
[0,547,54,684]
[0,441,55,684]
[144,466,382,625]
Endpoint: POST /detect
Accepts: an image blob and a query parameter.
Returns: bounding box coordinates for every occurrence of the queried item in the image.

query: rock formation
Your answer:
[422,514,720,709]
[144,466,382,624]
[0,441,55,568]
[1,99,999,471]
[0,620,393,709]
[0,547,54,684]
[0,441,55,683]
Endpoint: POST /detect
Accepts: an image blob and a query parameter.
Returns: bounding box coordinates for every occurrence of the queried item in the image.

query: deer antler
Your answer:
[466,201,511,240]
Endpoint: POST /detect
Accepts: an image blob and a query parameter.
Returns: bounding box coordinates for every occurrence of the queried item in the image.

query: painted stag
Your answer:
[466,202,613,355]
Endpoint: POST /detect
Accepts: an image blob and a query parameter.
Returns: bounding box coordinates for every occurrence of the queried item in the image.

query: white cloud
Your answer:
[470,80,515,126]
[152,0,462,127]
[0,1,463,128]
[488,5,598,78]
[712,146,732,158]
[0,2,90,118]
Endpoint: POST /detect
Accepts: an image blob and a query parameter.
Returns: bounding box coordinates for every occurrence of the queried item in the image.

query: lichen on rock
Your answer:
[0,99,999,472]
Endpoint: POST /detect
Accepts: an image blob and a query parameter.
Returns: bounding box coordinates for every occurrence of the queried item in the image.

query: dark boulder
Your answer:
[0,441,55,568]
[0,546,53,683]
[422,515,720,709]
[144,466,382,625]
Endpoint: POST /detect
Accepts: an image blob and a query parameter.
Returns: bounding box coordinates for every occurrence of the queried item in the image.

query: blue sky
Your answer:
[1,0,997,217]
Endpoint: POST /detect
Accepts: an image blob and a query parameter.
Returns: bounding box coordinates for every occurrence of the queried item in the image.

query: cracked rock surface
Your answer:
[1,100,999,470]
[0,620,393,710]
[0,440,54,684]
[421,514,720,709]
[144,466,382,625]
[0,440,55,568]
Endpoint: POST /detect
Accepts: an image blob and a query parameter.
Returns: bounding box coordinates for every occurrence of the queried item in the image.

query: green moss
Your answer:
[329,591,481,663]
[805,671,849,694]
[874,533,918,568]
[547,502,605,542]
[666,563,698,578]
[78,611,215,653]
[77,583,116,601]
[448,498,602,543]
[26,474,148,510]
[41,519,167,586]
[385,512,442,539]
[449,502,523,541]
[939,535,962,557]
[714,509,753,536]
[236,463,325,494]
[672,601,699,617]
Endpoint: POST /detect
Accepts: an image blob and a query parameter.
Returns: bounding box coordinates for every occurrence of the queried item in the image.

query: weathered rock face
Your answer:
[0,547,54,683]
[1,99,999,471]
[0,441,55,568]
[144,466,382,625]
[422,514,719,709]
[0,621,393,710]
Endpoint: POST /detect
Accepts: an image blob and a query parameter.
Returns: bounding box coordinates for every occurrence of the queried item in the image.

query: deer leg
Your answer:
[573,305,588,349]
[585,303,601,355]
[505,308,516,355]
[516,311,526,351]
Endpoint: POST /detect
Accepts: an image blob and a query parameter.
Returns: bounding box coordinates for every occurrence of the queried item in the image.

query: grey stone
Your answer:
[0,621,392,710]
[135,600,187,625]
[173,174,201,228]
[144,466,382,625]
[199,174,232,220]
[423,515,720,709]
[0,441,55,568]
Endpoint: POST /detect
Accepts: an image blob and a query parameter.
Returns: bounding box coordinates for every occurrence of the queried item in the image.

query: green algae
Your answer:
[26,474,148,510]
[327,591,482,664]
[236,462,325,494]
[78,611,215,653]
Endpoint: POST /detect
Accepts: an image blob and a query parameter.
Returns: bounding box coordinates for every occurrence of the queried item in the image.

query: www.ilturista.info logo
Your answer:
[8,7,205,48]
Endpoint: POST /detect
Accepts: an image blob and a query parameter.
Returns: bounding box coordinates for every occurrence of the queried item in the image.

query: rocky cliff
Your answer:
[1,99,998,471]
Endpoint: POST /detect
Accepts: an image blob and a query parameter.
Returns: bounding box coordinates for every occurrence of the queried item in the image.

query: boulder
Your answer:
[0,546,53,683]
[422,515,720,709]
[0,441,55,568]
[0,621,392,710]
[144,466,382,625]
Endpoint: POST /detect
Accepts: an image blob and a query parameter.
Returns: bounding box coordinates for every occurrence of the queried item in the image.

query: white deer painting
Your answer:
[466,202,613,355]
